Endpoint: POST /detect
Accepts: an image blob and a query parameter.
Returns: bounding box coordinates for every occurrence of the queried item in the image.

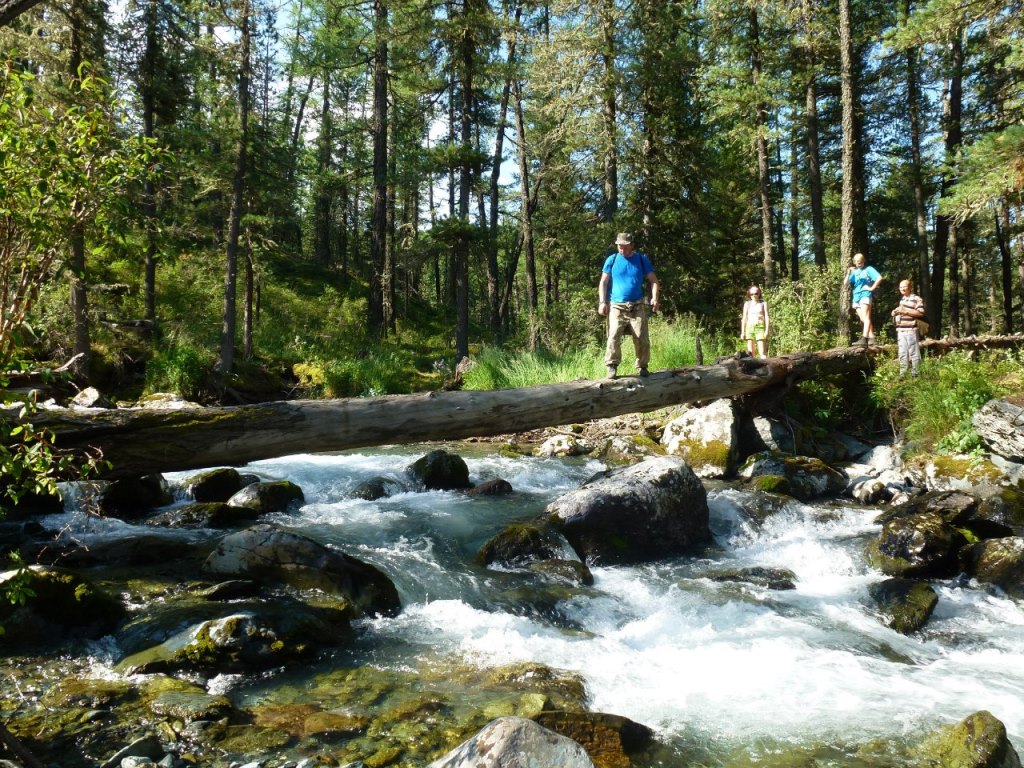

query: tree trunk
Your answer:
[837,0,857,341]
[68,3,90,382]
[931,33,964,337]
[142,0,158,323]
[368,0,388,338]
[996,205,1013,333]
[243,237,254,360]
[750,10,775,287]
[513,78,538,351]
[905,0,930,308]
[600,0,618,223]
[314,70,333,267]
[38,337,1024,480]
[801,0,826,271]
[217,0,251,375]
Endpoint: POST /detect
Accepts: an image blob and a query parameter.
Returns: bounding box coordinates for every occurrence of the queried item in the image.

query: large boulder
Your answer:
[408,449,472,490]
[534,711,654,768]
[738,452,846,501]
[976,490,1024,537]
[0,565,125,647]
[867,511,968,578]
[476,523,593,586]
[203,524,400,616]
[182,467,246,503]
[427,716,596,768]
[877,490,1012,541]
[146,502,255,529]
[660,399,740,479]
[226,480,304,515]
[868,577,939,634]
[974,397,1024,463]
[115,603,349,676]
[99,474,173,519]
[544,457,710,565]
[914,710,1021,768]
[961,537,1024,598]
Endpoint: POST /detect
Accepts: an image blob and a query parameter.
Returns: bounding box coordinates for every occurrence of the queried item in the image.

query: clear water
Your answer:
[51,447,1024,761]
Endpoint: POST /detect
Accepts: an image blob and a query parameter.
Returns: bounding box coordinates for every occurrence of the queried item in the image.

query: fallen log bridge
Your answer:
[30,334,1024,479]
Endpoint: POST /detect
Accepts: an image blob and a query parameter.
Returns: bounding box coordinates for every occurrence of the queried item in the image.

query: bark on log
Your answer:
[24,334,1024,479]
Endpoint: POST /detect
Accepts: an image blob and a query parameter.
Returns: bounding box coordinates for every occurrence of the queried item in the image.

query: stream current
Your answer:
[44,446,1024,764]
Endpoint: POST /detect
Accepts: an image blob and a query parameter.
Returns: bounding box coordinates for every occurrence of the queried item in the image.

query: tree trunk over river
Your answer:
[26,336,1024,479]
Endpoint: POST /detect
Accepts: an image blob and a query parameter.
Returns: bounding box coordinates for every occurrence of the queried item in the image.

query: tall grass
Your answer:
[463,315,731,390]
[870,350,1024,454]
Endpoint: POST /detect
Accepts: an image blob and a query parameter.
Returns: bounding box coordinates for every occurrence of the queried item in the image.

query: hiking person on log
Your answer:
[849,252,883,347]
[598,232,660,380]
[891,279,925,376]
[740,285,771,359]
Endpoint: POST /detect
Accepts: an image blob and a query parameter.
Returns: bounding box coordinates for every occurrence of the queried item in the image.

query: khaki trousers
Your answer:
[604,302,650,369]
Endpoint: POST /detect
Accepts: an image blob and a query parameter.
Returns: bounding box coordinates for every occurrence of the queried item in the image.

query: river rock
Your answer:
[115,601,349,675]
[182,467,246,502]
[544,456,710,565]
[914,710,1022,768]
[203,524,400,616]
[538,435,595,458]
[738,452,846,501]
[351,475,406,500]
[597,434,663,466]
[408,449,472,490]
[70,386,116,409]
[706,566,797,591]
[974,397,1024,463]
[977,490,1024,536]
[37,531,214,568]
[868,578,939,634]
[146,501,253,529]
[738,414,794,457]
[477,523,580,568]
[876,489,1013,540]
[427,716,596,768]
[961,537,1024,598]
[466,478,514,496]
[866,511,968,578]
[226,480,304,515]
[535,710,655,767]
[0,565,125,647]
[661,399,740,479]
[99,474,173,518]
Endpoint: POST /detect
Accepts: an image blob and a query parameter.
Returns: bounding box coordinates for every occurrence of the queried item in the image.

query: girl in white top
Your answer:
[741,285,771,358]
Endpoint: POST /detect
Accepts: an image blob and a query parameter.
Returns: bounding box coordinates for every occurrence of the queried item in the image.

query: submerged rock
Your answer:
[408,449,472,490]
[99,474,173,519]
[706,566,797,591]
[427,716,596,768]
[535,710,655,768]
[868,577,939,634]
[203,524,401,616]
[476,523,579,569]
[352,475,406,500]
[914,710,1022,768]
[466,478,514,496]
[545,456,710,565]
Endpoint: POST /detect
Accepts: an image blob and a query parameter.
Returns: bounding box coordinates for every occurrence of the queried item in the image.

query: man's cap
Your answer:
[615,232,634,245]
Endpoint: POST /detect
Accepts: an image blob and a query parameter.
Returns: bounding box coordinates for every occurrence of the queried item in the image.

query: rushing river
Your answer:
[43,445,1024,764]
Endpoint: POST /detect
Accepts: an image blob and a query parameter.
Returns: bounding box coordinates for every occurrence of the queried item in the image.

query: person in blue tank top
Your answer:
[848,252,883,346]
[597,232,660,379]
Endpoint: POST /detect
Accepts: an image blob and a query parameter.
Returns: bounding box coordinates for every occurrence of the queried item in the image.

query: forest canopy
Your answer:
[0,0,1022,397]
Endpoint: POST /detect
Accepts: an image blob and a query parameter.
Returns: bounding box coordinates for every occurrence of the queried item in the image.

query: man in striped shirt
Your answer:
[891,279,925,376]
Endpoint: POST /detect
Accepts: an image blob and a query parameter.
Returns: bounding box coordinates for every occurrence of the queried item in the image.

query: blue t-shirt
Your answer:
[850,265,881,303]
[602,252,654,303]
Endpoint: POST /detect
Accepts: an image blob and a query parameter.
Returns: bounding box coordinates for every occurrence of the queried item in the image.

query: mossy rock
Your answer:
[707,566,797,591]
[867,511,967,578]
[407,449,471,490]
[914,710,1022,768]
[868,578,939,634]
[148,690,235,722]
[226,480,305,514]
[534,710,654,768]
[750,474,791,495]
[0,566,125,646]
[215,723,294,754]
[39,678,139,710]
[961,537,1024,598]
[978,489,1024,535]
[182,467,244,502]
[476,523,578,568]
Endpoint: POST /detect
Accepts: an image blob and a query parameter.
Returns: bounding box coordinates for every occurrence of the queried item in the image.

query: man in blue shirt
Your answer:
[849,252,883,346]
[598,232,660,379]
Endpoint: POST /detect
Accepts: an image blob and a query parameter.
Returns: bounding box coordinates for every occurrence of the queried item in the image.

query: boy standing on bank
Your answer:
[598,233,660,379]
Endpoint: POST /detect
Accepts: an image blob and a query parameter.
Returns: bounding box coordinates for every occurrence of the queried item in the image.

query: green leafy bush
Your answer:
[870,351,1024,454]
[144,342,214,401]
[762,261,844,354]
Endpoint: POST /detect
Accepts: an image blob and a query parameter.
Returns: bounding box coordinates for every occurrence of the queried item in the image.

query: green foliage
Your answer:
[293,349,425,398]
[144,342,215,401]
[870,351,1024,454]
[764,262,845,355]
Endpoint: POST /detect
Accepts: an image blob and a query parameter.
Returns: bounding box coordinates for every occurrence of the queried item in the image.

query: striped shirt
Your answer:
[896,293,924,330]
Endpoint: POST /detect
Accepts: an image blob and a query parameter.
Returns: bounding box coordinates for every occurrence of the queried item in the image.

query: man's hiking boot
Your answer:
[856,336,868,347]
[606,365,618,379]
[638,368,649,378]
